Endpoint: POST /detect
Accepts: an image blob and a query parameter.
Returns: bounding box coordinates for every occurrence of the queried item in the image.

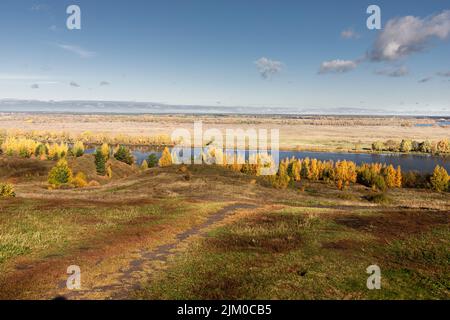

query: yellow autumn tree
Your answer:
[309,159,320,180]
[334,160,357,190]
[436,139,449,154]
[140,159,149,170]
[48,159,73,187]
[100,143,110,160]
[430,165,449,192]
[395,166,402,188]
[72,141,85,157]
[290,159,302,181]
[47,142,69,160]
[301,158,311,179]
[383,165,397,188]
[158,147,173,167]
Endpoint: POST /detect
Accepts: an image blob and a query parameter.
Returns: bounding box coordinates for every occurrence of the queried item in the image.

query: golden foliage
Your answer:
[72,172,88,188]
[158,147,173,167]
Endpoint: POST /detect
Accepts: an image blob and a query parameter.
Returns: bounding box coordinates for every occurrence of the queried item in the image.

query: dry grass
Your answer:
[1,113,449,150]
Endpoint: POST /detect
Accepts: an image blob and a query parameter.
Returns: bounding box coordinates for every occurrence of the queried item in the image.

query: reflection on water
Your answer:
[86,148,450,173]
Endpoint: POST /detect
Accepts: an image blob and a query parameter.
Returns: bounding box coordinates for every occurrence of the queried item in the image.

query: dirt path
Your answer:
[61,203,257,300]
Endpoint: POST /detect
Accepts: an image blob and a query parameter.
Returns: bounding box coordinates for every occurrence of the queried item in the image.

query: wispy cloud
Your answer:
[36,81,59,85]
[254,57,283,79]
[0,73,48,81]
[57,44,96,58]
[437,71,450,77]
[418,77,432,83]
[341,28,360,40]
[319,59,358,74]
[375,66,409,77]
[369,10,450,61]
[30,4,49,12]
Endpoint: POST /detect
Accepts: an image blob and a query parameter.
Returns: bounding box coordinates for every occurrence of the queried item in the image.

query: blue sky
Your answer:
[0,0,450,113]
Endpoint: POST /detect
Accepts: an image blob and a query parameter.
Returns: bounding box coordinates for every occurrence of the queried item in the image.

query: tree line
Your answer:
[1,137,449,195]
[371,138,449,154]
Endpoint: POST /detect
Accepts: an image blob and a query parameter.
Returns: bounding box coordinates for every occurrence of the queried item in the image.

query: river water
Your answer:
[86,148,450,173]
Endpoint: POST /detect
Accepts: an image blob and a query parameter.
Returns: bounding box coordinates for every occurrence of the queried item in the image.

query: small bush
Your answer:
[261,174,291,189]
[48,159,73,187]
[364,192,391,204]
[106,163,113,178]
[88,180,101,187]
[373,175,387,192]
[72,172,88,188]
[337,192,358,201]
[0,183,15,197]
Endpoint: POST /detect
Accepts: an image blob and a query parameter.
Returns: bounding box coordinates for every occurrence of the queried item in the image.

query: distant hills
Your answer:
[0,99,448,117]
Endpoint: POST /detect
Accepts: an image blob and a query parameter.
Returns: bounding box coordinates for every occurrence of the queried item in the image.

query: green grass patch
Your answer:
[135,207,449,300]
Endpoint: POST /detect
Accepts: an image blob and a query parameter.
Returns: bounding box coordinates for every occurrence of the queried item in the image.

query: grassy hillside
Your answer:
[0,156,448,299]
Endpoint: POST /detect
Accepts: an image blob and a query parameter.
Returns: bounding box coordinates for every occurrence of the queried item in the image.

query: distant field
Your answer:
[0,156,448,299]
[1,113,449,151]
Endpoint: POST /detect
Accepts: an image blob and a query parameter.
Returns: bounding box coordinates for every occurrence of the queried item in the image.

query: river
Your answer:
[86,148,450,173]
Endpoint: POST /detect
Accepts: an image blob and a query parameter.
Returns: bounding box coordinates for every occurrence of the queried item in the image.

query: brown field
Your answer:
[1,113,449,150]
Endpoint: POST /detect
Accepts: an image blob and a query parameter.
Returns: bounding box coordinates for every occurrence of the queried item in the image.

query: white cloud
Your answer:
[254,57,283,79]
[375,66,409,77]
[70,81,80,87]
[341,28,360,39]
[57,44,96,58]
[319,59,357,74]
[369,10,450,61]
